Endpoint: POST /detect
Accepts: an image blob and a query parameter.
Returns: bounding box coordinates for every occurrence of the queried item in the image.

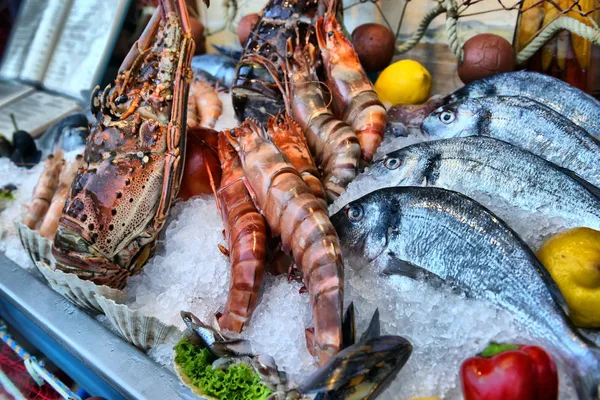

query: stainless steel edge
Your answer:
[0,253,197,400]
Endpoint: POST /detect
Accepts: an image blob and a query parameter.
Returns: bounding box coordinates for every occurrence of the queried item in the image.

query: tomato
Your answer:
[178,127,221,200]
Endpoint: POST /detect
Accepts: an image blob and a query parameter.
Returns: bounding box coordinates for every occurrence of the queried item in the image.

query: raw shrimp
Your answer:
[214,132,267,333]
[245,54,328,206]
[285,37,360,202]
[192,77,223,128]
[316,12,386,163]
[186,85,199,128]
[39,155,84,239]
[267,113,328,209]
[226,119,344,366]
[24,151,64,230]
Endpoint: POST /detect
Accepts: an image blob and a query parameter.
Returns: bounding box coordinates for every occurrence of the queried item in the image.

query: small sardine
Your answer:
[346,137,600,244]
[331,187,600,400]
[180,311,253,358]
[449,71,600,140]
[422,96,600,188]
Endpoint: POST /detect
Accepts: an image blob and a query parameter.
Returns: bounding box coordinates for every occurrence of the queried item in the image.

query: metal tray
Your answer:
[0,252,197,400]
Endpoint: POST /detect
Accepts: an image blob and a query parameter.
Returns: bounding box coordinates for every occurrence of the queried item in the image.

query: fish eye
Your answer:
[346,205,364,222]
[439,111,456,124]
[384,157,401,170]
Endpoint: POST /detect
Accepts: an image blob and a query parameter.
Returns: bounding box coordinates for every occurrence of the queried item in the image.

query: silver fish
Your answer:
[422,96,600,188]
[180,311,300,399]
[354,137,600,243]
[180,311,253,358]
[449,71,600,140]
[331,187,600,400]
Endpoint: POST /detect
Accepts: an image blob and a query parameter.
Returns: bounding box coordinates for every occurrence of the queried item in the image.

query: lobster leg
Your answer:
[153,0,195,229]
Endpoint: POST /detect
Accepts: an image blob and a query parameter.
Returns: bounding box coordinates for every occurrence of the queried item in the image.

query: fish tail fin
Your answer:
[588,346,600,400]
[573,344,600,400]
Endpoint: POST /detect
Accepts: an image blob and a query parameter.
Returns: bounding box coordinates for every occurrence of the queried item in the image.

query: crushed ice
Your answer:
[124,193,576,398]
[126,196,231,329]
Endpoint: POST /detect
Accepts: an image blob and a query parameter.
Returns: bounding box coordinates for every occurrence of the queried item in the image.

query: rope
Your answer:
[445,0,463,60]
[0,320,81,400]
[394,2,600,66]
[516,16,600,64]
[395,3,445,54]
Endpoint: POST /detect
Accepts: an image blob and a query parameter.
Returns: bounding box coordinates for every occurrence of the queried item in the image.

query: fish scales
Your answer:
[345,137,600,241]
[331,186,600,400]
[422,96,600,188]
[449,71,600,140]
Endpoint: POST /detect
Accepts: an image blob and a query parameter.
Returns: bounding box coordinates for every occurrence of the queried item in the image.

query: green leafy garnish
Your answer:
[174,338,272,400]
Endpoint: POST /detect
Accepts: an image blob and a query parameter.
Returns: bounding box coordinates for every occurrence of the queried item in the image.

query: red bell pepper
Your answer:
[460,342,558,400]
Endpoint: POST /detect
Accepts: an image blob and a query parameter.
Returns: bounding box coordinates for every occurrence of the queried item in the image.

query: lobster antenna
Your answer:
[322,82,334,110]
[207,138,222,214]
[307,79,333,104]
[246,28,263,47]
[326,0,336,15]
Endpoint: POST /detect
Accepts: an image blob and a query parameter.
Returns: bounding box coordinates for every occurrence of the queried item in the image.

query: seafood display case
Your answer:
[0,253,198,400]
[2,0,600,399]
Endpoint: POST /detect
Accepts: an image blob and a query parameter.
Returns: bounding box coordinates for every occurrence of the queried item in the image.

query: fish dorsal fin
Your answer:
[528,254,570,316]
[554,164,600,200]
[542,270,570,316]
[359,309,381,342]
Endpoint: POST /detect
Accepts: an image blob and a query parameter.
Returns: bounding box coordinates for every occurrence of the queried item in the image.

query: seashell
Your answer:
[96,296,183,352]
[15,222,55,268]
[34,261,126,314]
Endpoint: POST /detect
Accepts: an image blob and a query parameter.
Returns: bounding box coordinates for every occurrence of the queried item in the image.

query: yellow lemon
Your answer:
[537,227,600,327]
[374,59,432,107]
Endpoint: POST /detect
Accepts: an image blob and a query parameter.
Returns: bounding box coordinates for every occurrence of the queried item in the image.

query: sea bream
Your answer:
[448,71,600,140]
[422,96,600,188]
[331,186,600,400]
[337,137,600,246]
